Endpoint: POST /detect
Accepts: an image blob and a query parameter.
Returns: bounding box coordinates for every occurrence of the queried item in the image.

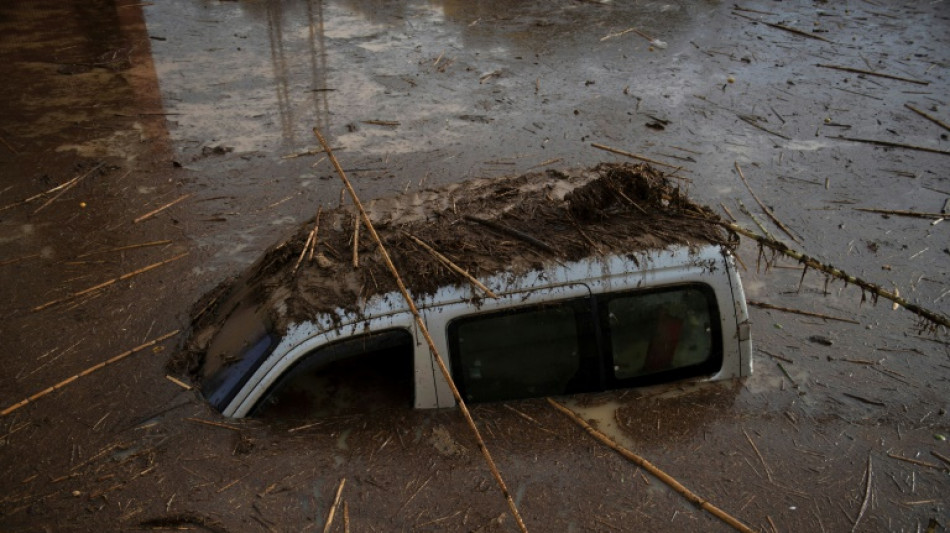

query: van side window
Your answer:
[601,285,721,383]
[448,299,595,403]
[252,329,414,419]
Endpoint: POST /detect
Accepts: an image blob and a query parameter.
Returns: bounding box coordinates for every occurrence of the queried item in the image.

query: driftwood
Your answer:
[715,220,949,330]
[833,136,950,156]
[816,64,929,85]
[463,215,557,256]
[853,207,947,220]
[32,253,188,312]
[548,398,756,533]
[747,300,860,324]
[323,478,346,533]
[1,330,180,416]
[734,162,800,243]
[591,142,689,174]
[905,104,950,132]
[133,193,193,224]
[313,128,529,533]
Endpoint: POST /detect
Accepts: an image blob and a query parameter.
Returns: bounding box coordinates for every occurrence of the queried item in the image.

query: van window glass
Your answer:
[603,285,719,381]
[252,329,414,419]
[449,301,586,403]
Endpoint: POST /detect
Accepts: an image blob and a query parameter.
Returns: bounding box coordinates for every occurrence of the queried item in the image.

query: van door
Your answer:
[421,283,595,408]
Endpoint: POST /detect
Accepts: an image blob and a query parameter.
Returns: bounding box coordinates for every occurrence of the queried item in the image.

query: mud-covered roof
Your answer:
[174,163,733,377]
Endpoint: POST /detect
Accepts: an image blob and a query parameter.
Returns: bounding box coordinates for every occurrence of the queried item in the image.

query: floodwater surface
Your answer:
[0,0,948,531]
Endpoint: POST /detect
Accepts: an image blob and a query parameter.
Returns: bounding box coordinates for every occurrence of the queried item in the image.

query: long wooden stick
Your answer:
[313,128,528,533]
[404,233,499,298]
[850,455,872,533]
[747,300,860,324]
[33,163,106,214]
[1,330,180,416]
[32,253,188,312]
[833,136,950,156]
[716,221,949,329]
[547,398,756,533]
[323,477,346,533]
[735,162,800,243]
[816,64,928,85]
[591,143,689,174]
[133,193,193,224]
[853,207,946,219]
[905,104,950,132]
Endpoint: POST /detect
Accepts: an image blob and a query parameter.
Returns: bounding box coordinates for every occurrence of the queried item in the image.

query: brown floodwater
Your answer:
[0,0,948,531]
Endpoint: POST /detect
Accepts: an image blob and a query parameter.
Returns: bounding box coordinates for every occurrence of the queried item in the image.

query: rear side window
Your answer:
[448,299,596,403]
[447,284,723,404]
[601,284,721,385]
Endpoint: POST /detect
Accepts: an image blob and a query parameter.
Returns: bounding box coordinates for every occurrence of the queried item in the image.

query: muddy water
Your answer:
[1,0,949,531]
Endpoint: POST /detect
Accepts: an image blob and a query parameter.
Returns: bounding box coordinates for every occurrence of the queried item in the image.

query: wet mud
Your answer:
[1,0,949,532]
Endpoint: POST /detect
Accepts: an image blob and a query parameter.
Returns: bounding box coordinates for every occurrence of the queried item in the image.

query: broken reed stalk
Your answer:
[313,128,529,533]
[853,207,947,219]
[733,12,831,42]
[590,143,689,174]
[886,453,947,472]
[851,455,872,533]
[352,215,360,268]
[904,104,950,132]
[76,240,173,258]
[404,233,499,299]
[463,215,557,256]
[833,136,950,156]
[547,398,756,533]
[715,220,950,330]
[133,193,193,224]
[308,208,322,263]
[323,478,346,533]
[747,300,860,324]
[737,115,791,141]
[292,227,316,275]
[816,64,929,85]
[0,330,179,416]
[32,253,188,312]
[33,163,106,214]
[734,162,800,243]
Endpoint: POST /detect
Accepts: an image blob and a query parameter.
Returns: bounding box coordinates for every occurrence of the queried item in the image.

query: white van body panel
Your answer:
[224,244,752,417]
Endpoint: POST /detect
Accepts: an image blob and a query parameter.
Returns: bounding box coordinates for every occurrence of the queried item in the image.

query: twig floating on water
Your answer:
[133,193,193,224]
[734,12,832,42]
[851,455,872,533]
[32,253,188,312]
[735,162,800,243]
[313,127,529,533]
[548,398,756,533]
[886,453,947,472]
[591,142,690,175]
[854,207,947,220]
[737,115,791,140]
[904,104,950,132]
[816,64,929,85]
[748,300,860,324]
[323,478,346,533]
[711,220,950,329]
[1,331,180,416]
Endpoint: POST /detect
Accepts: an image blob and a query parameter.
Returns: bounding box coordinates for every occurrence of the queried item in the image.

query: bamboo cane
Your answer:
[313,128,529,533]
[548,398,757,533]
[1,330,180,416]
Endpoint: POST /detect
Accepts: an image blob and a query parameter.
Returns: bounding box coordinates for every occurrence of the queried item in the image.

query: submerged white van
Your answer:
[180,164,753,419]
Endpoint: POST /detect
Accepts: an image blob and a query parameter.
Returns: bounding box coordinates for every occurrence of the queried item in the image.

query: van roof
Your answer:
[176,163,733,376]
